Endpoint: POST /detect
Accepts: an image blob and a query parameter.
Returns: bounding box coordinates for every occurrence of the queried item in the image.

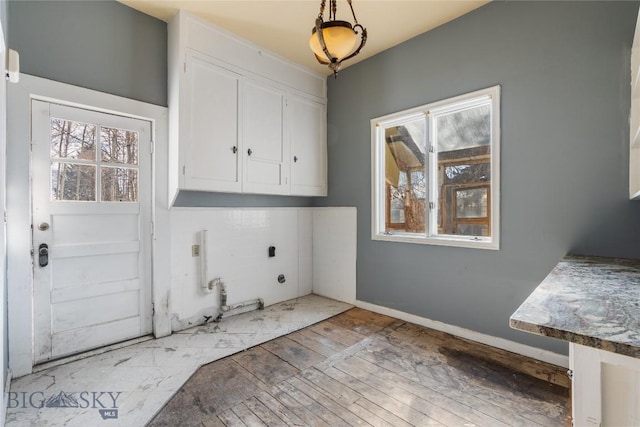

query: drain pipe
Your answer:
[214,281,264,322]
[200,230,216,293]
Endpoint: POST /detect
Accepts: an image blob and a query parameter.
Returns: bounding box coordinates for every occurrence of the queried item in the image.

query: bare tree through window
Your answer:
[49,119,139,202]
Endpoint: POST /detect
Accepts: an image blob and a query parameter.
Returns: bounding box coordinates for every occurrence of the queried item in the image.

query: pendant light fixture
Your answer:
[309,0,367,77]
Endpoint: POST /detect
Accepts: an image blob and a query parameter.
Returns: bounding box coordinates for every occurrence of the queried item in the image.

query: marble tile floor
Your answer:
[5,294,352,427]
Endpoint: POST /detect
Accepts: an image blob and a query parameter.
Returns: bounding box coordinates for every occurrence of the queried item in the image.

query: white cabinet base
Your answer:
[570,343,640,426]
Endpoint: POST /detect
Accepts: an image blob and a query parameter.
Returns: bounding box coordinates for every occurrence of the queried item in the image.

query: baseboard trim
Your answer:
[355,300,569,368]
[2,369,12,426]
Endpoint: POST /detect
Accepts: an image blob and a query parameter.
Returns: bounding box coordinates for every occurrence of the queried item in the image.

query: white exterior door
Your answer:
[31,100,153,363]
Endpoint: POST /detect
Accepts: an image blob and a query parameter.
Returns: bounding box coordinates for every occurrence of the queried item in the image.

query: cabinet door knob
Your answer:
[247,148,253,156]
[232,146,237,154]
[293,156,298,163]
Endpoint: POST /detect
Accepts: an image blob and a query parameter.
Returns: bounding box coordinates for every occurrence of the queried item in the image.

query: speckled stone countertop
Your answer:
[510,255,640,359]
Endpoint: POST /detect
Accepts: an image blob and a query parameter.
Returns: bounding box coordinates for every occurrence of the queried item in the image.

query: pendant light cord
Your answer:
[318,0,326,19]
[319,0,359,24]
[347,0,359,24]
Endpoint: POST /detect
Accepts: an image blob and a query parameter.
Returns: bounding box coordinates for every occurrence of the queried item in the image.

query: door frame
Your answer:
[7,74,171,378]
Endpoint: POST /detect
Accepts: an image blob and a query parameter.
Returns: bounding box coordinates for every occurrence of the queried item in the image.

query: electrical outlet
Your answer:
[192,245,200,257]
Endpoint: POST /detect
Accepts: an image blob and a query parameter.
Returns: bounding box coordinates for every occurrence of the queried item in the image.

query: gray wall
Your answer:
[8,0,167,106]
[319,0,640,354]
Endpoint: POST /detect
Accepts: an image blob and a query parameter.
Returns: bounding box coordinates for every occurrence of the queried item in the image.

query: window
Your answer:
[371,86,500,249]
[50,117,139,202]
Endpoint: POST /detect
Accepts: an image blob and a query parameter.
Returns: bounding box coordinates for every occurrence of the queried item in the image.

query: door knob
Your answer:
[38,222,49,231]
[247,148,253,156]
[38,243,49,267]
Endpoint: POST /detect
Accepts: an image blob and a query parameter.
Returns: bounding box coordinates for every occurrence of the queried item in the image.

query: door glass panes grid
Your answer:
[50,118,139,202]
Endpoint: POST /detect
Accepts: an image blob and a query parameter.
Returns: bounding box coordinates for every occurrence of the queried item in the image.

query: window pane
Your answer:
[101,127,139,165]
[101,167,138,202]
[384,120,427,234]
[410,170,426,199]
[50,118,96,160]
[456,224,488,236]
[444,163,490,185]
[436,104,490,152]
[51,163,96,201]
[436,103,491,237]
[389,188,405,224]
[456,188,488,218]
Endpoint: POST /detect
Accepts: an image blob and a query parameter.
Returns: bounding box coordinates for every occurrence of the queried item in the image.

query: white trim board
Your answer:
[355,300,569,369]
[1,369,11,427]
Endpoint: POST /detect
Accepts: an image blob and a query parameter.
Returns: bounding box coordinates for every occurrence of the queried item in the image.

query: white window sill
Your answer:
[372,232,499,250]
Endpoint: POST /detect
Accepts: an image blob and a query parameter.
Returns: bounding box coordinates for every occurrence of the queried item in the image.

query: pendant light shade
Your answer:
[310,0,367,77]
[309,21,358,62]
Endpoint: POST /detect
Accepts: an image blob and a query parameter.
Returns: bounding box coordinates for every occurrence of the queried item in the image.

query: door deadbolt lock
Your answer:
[38,243,49,267]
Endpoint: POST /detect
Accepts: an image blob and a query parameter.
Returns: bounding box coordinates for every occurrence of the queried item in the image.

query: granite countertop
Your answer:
[510,255,640,359]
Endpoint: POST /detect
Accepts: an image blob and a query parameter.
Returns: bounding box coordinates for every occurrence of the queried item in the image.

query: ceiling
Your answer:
[118,0,489,76]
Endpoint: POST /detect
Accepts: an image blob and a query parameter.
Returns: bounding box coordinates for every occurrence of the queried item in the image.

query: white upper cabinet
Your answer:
[290,94,327,196]
[184,54,241,193]
[168,12,327,203]
[242,79,288,194]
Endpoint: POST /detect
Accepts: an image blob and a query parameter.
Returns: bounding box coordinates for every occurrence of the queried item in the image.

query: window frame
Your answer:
[371,85,501,250]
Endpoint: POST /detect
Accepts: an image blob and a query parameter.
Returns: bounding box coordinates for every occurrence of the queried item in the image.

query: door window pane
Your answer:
[51,163,96,201]
[50,119,96,160]
[456,188,488,218]
[101,127,139,165]
[101,167,138,202]
[457,224,488,236]
[389,176,406,225]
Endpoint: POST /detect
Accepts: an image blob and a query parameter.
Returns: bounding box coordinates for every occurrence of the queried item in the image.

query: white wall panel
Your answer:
[169,208,312,330]
[312,208,357,304]
[169,207,357,330]
[297,209,313,296]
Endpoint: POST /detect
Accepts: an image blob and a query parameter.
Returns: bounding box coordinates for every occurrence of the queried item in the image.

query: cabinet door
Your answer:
[242,79,289,194]
[183,55,241,192]
[290,95,327,196]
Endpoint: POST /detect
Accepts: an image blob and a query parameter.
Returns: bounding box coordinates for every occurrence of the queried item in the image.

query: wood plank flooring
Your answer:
[148,308,571,427]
